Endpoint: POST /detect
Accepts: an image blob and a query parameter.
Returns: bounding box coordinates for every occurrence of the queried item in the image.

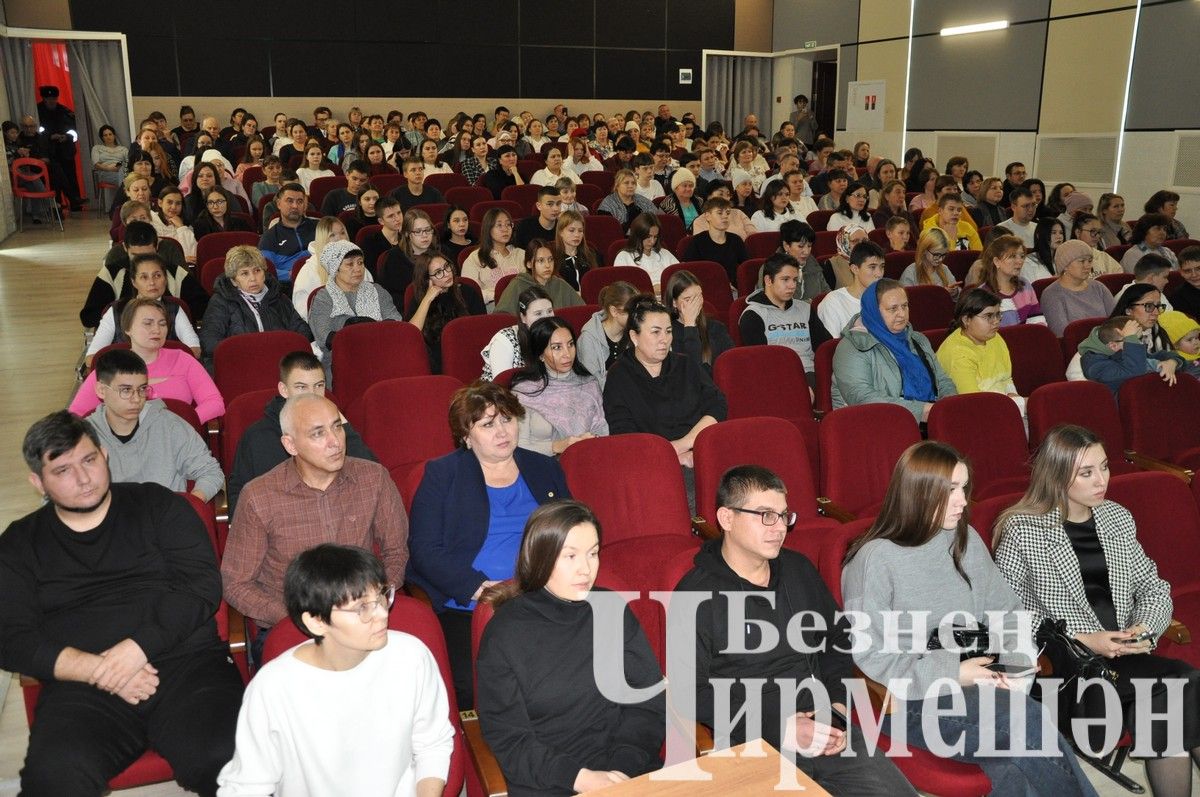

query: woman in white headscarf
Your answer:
[308,240,403,373]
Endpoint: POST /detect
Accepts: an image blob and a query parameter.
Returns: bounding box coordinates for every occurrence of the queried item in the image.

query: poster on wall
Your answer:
[846,80,886,131]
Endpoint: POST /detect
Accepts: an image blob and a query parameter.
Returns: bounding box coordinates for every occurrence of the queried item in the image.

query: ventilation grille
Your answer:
[935,134,997,176]
[1036,136,1117,184]
[1173,135,1200,188]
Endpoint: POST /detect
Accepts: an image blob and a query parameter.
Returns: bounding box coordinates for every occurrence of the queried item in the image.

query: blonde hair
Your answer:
[223,245,267,279]
[913,228,954,287]
[309,217,347,284]
[123,172,150,192]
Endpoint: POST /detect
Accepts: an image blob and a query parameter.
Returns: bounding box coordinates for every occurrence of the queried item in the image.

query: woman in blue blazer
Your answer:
[408,381,570,707]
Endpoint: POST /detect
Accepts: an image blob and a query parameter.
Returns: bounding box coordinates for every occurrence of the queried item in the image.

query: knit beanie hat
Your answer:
[1054,239,1093,272]
[319,240,362,275]
[1064,192,1094,215]
[671,168,696,191]
[1158,310,1200,361]
[728,168,754,188]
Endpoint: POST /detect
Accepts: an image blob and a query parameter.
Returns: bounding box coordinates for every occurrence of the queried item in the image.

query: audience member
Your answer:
[1122,213,1179,272]
[1070,212,1124,276]
[84,253,201,366]
[495,240,583,316]
[682,197,748,286]
[1021,218,1066,282]
[462,208,526,307]
[553,210,599,291]
[997,187,1038,249]
[308,241,403,373]
[900,228,959,297]
[818,240,885,338]
[614,212,679,288]
[512,185,562,250]
[974,233,1043,328]
[199,245,312,360]
[1170,246,1200,320]
[1041,239,1115,335]
[666,269,735,373]
[406,252,487,373]
[935,289,1024,413]
[1144,190,1189,239]
[577,281,639,389]
[739,253,828,379]
[1077,315,1180,394]
[1097,192,1132,249]
[658,168,705,232]
[390,156,445,211]
[258,182,318,281]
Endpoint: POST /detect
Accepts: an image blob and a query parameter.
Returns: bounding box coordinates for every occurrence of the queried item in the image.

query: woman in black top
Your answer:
[438,205,477,265]
[191,188,252,239]
[406,252,486,373]
[970,178,1008,229]
[476,501,665,797]
[341,186,379,241]
[665,270,733,373]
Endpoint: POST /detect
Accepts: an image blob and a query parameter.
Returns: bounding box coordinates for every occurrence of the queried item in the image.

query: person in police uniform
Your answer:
[36,85,84,210]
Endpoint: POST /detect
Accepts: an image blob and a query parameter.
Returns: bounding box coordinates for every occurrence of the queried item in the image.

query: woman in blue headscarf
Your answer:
[831,277,957,422]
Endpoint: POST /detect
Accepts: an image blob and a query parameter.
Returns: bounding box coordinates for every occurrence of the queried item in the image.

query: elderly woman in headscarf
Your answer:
[308,240,404,375]
[829,223,870,288]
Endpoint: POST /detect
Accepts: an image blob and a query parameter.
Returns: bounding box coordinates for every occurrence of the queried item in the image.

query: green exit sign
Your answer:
[804,40,818,48]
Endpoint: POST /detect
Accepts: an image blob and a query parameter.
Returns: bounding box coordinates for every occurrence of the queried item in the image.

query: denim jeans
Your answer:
[887,685,1099,797]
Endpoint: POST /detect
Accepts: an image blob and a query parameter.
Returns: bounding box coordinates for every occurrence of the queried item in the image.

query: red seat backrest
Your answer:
[331,321,432,426]
[727,297,748,345]
[997,324,1065,396]
[1105,472,1200,595]
[307,175,346,212]
[1026,381,1132,473]
[574,183,603,209]
[1059,316,1108,367]
[1119,373,1200,463]
[661,261,733,313]
[813,230,839,257]
[942,250,979,283]
[161,397,204,440]
[904,284,955,332]
[555,304,600,337]
[469,199,524,224]
[883,250,914,280]
[213,331,312,404]
[604,238,629,266]
[967,491,1025,553]
[1097,272,1134,295]
[583,215,625,257]
[354,223,382,248]
[816,517,876,604]
[818,404,921,516]
[439,313,517,384]
[500,184,541,216]
[812,336,838,414]
[359,376,460,488]
[654,213,685,252]
[736,258,766,297]
[580,266,652,303]
[220,388,277,473]
[744,231,781,259]
[806,210,834,232]
[425,173,467,194]
[195,231,260,269]
[580,171,614,192]
[927,393,1030,499]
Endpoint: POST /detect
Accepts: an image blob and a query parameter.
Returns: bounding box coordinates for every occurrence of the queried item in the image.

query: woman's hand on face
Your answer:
[678,293,703,326]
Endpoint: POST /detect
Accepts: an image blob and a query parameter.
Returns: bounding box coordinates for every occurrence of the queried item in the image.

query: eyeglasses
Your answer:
[493,221,513,229]
[206,198,227,206]
[103,384,150,400]
[1131,302,1166,313]
[1077,227,1102,236]
[410,227,434,235]
[728,506,797,527]
[331,585,396,623]
[849,193,867,200]
[927,251,947,261]
[430,265,454,279]
[976,311,1003,324]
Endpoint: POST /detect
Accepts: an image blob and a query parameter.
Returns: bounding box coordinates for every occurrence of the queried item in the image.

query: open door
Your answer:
[812,59,838,143]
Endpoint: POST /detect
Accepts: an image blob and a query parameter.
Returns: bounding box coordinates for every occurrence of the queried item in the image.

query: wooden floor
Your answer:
[0,218,1184,795]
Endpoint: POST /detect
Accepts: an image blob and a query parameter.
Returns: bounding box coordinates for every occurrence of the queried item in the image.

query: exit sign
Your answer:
[804,40,817,48]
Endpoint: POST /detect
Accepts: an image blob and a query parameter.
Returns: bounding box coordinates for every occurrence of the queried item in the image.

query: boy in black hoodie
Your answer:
[675,465,915,795]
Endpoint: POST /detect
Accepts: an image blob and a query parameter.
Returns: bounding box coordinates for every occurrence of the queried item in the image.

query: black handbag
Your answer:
[926,622,992,660]
[1035,618,1118,685]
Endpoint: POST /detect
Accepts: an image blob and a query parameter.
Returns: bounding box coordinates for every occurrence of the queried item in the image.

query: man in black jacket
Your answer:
[227,351,375,514]
[675,465,915,795]
[0,411,242,795]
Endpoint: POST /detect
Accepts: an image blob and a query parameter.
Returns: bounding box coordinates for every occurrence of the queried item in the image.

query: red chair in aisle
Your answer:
[712,346,821,478]
[559,434,714,542]
[818,404,921,518]
[11,158,62,231]
[259,596,467,797]
[359,376,461,492]
[1026,381,1134,473]
[195,231,259,268]
[213,331,312,404]
[331,321,431,426]
[440,314,516,385]
[996,324,1064,395]
[692,419,840,562]
[1104,472,1200,668]
[927,393,1030,499]
[1119,373,1200,481]
[580,266,652,303]
[660,261,733,313]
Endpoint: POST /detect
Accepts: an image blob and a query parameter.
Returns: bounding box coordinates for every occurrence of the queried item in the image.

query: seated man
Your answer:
[682,197,748,285]
[218,544,453,795]
[227,351,375,514]
[84,349,224,502]
[82,216,205,328]
[258,182,317,283]
[319,159,370,216]
[512,185,561,250]
[389,156,445,211]
[0,411,242,795]
[739,253,830,382]
[222,393,407,656]
[675,465,916,795]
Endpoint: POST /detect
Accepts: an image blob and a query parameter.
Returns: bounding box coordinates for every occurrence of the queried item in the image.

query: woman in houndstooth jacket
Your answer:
[995,424,1200,796]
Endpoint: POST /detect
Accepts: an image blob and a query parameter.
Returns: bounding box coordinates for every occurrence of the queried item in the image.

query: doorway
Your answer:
[812,59,838,142]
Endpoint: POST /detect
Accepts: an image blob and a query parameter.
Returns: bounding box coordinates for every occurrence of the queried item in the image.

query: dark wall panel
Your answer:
[667,0,732,49]
[177,39,270,97]
[664,51,702,101]
[270,42,359,97]
[596,50,665,100]
[597,0,666,49]
[1126,0,1200,130]
[522,2,594,48]
[522,47,593,99]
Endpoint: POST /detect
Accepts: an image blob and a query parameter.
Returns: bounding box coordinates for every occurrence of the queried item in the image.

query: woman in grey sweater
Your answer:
[842,441,1098,796]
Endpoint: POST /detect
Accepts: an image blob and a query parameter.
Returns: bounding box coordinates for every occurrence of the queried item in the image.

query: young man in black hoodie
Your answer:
[226,351,375,514]
[675,465,915,795]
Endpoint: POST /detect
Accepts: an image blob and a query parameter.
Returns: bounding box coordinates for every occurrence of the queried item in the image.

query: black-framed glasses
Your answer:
[1132,302,1166,313]
[728,507,797,527]
[331,585,396,622]
[103,384,150,400]
[928,251,947,261]
[206,198,227,206]
[430,265,454,279]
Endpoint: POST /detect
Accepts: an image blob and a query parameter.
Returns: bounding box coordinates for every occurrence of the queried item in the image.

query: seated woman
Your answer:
[666,269,734,373]
[553,210,599,292]
[199,245,313,361]
[91,124,127,184]
[184,161,240,224]
[832,278,957,422]
[364,142,396,177]
[936,288,1024,413]
[614,212,679,290]
[555,178,588,216]
[871,179,912,231]
[462,208,526,308]
[71,297,225,423]
[482,286,554,381]
[438,205,476,266]
[408,381,570,707]
[659,168,706,233]
[603,296,727,468]
[995,425,1200,797]
[919,192,980,250]
[529,146,580,187]
[339,185,378,241]
[866,159,898,206]
[1040,239,1116,336]
[749,179,802,233]
[325,123,357,171]
[476,501,664,795]
[419,138,452,175]
[1097,192,1132,250]
[596,169,658,233]
[818,240,885,338]
[84,253,201,367]
[1144,189,1189,240]
[1122,213,1180,273]
[969,177,1008,229]
[827,181,875,232]
[693,180,757,240]
[294,216,361,319]
[151,185,198,265]
[901,228,960,298]
[577,281,639,390]
[842,440,1098,797]
[971,233,1043,328]
[294,140,334,192]
[906,167,939,215]
[377,209,440,309]
[191,187,253,240]
[308,241,403,373]
[407,252,486,373]
[1070,213,1124,276]
[459,135,495,186]
[1021,218,1066,282]
[509,317,608,456]
[726,168,760,218]
[496,239,584,316]
[883,216,914,254]
[827,224,870,289]
[1112,282,1172,354]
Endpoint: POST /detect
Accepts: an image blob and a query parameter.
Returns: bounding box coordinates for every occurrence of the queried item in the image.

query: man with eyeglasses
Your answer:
[218,544,452,795]
[675,465,916,795]
[1000,161,1027,206]
[1069,213,1124,276]
[1,410,243,795]
[83,349,223,502]
[390,156,445,211]
[223,393,406,665]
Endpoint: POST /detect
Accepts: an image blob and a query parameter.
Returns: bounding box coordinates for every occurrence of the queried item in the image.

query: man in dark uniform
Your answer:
[36,85,84,210]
